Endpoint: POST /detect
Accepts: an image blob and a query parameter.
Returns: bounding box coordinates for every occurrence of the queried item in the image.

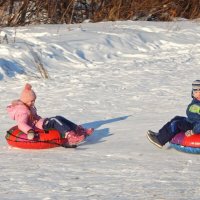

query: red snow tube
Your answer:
[5,126,68,149]
[171,132,200,147]
[170,132,200,154]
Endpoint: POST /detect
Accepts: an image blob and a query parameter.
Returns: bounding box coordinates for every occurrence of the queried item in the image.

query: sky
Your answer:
[0,20,200,200]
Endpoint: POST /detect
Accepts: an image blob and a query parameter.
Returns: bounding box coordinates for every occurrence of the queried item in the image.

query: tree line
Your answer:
[0,0,200,27]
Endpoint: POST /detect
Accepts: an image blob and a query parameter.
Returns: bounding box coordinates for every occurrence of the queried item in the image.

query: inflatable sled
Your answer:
[5,126,75,149]
[170,132,200,154]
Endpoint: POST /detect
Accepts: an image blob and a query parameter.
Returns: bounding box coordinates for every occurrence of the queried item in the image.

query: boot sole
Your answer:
[146,133,163,149]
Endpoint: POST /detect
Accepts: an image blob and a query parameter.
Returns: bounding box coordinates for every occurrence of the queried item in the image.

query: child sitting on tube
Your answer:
[7,83,94,145]
[147,80,200,148]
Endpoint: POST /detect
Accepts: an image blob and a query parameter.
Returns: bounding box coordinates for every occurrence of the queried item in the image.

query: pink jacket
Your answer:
[7,100,45,134]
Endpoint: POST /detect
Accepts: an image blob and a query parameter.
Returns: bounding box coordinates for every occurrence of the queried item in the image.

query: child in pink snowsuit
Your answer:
[7,83,94,145]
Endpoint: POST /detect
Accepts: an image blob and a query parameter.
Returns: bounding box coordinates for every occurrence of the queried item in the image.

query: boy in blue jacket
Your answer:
[147,80,200,148]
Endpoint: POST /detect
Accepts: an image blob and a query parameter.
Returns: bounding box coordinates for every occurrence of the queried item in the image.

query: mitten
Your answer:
[27,129,36,140]
[185,130,194,137]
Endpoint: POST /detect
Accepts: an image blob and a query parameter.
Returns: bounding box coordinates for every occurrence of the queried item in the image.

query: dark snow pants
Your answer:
[156,116,193,145]
[43,116,78,137]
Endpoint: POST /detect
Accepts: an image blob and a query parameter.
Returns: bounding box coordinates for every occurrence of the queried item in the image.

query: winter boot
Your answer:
[76,126,94,137]
[147,130,163,148]
[65,131,85,145]
[85,128,94,136]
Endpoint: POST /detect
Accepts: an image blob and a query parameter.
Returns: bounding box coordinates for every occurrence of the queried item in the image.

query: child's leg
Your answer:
[156,116,193,145]
[43,116,94,145]
[43,116,78,137]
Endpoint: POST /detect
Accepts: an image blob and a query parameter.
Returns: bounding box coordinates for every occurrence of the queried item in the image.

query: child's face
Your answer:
[193,91,200,101]
[26,100,35,107]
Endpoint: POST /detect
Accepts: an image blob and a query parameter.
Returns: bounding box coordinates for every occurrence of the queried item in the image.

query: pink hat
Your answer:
[20,83,36,104]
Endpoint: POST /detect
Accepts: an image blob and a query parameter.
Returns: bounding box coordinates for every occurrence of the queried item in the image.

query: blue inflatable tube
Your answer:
[169,131,200,154]
[170,143,200,154]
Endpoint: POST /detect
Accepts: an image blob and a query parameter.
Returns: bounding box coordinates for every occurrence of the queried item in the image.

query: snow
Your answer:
[0,20,200,199]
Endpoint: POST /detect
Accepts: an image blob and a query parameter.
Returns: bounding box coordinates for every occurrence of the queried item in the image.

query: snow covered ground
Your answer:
[0,20,200,200]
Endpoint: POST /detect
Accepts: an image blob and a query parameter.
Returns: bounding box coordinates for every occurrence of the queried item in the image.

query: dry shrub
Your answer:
[86,0,200,22]
[0,0,199,26]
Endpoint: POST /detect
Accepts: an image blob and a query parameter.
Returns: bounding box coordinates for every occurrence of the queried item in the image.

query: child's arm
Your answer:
[192,122,200,134]
[30,106,45,130]
[15,112,33,134]
[31,106,42,121]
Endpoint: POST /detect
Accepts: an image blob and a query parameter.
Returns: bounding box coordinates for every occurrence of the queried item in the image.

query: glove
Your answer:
[27,129,36,140]
[185,130,194,137]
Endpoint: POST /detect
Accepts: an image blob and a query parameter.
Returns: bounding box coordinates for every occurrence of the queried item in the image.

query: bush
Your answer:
[0,0,200,26]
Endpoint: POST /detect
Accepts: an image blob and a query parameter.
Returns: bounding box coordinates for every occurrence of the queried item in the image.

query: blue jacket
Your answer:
[186,98,200,133]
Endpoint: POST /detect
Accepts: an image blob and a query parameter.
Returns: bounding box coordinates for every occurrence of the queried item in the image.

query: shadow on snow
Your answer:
[81,115,131,146]
[0,58,24,80]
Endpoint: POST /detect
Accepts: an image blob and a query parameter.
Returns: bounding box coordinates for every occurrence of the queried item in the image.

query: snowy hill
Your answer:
[0,20,200,199]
